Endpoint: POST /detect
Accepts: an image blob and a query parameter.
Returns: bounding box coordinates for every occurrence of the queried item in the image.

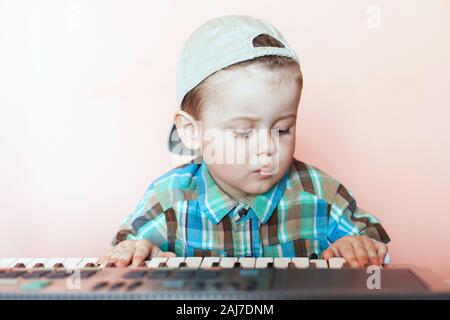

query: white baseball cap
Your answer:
[168,15,299,156]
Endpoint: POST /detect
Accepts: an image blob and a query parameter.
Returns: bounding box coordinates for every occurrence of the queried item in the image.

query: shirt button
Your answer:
[238,208,249,218]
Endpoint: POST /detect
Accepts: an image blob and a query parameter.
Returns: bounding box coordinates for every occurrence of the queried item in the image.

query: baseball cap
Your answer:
[168,15,299,156]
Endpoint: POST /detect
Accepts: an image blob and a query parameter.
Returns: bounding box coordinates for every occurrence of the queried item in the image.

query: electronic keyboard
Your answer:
[0,257,448,299]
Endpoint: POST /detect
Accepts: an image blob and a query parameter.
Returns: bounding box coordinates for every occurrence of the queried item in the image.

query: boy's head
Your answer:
[169,15,302,200]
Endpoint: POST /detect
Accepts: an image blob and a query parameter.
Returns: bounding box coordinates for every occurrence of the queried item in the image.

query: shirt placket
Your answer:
[231,203,253,256]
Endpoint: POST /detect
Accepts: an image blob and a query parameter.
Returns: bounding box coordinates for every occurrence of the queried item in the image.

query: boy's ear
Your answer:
[173,111,202,151]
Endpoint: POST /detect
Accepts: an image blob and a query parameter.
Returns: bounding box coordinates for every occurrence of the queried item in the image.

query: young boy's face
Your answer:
[198,63,302,201]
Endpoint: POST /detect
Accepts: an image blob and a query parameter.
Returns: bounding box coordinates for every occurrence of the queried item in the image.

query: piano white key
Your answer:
[0,258,17,268]
[310,259,328,269]
[145,257,168,269]
[184,257,203,269]
[219,257,238,269]
[255,257,274,268]
[200,257,221,269]
[26,258,49,268]
[63,258,84,269]
[292,257,310,269]
[44,258,66,268]
[238,257,256,268]
[328,257,346,269]
[11,258,33,268]
[78,257,100,268]
[165,257,186,268]
[273,257,291,269]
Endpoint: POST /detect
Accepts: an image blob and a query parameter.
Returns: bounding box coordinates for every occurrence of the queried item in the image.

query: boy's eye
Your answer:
[273,128,291,135]
[233,129,254,138]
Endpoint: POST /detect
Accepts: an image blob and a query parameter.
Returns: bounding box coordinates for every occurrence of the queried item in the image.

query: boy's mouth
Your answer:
[253,168,275,177]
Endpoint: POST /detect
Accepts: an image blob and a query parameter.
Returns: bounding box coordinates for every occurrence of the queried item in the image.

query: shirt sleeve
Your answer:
[111,182,169,251]
[326,183,390,245]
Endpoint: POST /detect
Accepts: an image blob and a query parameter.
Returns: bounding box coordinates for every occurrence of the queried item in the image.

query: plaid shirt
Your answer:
[112,158,390,258]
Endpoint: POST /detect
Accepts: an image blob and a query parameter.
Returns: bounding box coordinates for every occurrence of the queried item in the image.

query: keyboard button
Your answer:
[0,258,17,268]
[79,258,100,268]
[255,257,273,269]
[200,257,221,269]
[80,270,97,279]
[26,258,49,268]
[328,257,346,269]
[123,270,148,279]
[195,271,219,279]
[310,259,328,269]
[109,282,125,290]
[44,258,65,268]
[0,271,26,278]
[166,257,185,269]
[184,257,202,269]
[127,281,143,291]
[62,258,83,269]
[12,258,33,268]
[273,258,291,269]
[46,271,71,279]
[171,270,195,279]
[239,269,259,277]
[162,279,185,289]
[244,280,258,291]
[145,257,168,269]
[292,257,310,269]
[22,271,50,279]
[189,281,205,290]
[219,257,238,269]
[238,257,255,268]
[92,281,109,290]
[147,269,171,279]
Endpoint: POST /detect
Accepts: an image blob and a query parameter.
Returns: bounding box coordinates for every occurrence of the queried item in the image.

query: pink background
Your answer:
[1,1,449,278]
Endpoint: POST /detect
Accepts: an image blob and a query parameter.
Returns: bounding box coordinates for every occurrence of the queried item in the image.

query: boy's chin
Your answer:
[241,176,278,195]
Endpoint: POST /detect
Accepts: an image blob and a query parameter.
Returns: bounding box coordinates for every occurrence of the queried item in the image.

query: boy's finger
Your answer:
[351,241,369,268]
[116,246,135,267]
[375,241,388,264]
[150,245,161,258]
[132,243,151,267]
[337,244,359,268]
[109,246,125,263]
[363,237,380,266]
[322,247,336,260]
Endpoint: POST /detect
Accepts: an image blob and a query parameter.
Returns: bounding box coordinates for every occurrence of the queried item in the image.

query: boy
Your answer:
[104,15,390,269]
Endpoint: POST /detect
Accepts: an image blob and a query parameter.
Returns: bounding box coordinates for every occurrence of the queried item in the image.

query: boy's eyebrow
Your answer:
[225,114,297,124]
[275,114,297,121]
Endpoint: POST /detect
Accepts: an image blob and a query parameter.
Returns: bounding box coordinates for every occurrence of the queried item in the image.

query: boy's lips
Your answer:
[253,168,275,177]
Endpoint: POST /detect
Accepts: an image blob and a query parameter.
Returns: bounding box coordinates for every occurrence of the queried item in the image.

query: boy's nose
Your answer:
[256,129,278,156]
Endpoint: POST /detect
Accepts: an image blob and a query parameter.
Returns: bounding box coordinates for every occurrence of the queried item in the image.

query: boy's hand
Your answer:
[102,239,176,267]
[322,235,388,268]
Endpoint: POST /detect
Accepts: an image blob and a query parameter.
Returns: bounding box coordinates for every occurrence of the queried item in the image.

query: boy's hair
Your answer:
[181,34,303,120]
